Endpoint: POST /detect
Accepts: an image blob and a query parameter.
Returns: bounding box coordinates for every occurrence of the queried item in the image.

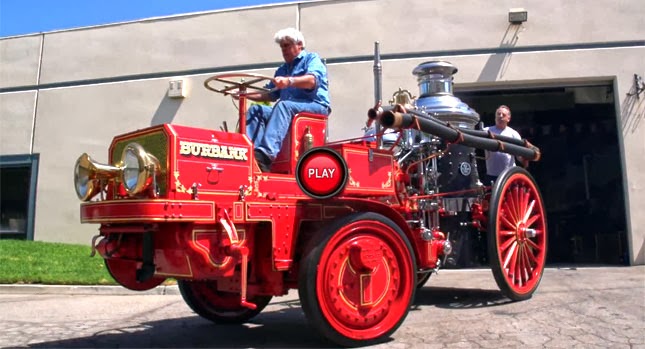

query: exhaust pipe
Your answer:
[380,110,541,161]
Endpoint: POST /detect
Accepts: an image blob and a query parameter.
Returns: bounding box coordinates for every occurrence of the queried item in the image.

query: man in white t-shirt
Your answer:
[483,105,523,185]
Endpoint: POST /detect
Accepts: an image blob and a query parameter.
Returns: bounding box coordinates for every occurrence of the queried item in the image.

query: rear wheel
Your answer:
[488,167,547,301]
[105,259,165,291]
[298,212,416,347]
[178,280,272,324]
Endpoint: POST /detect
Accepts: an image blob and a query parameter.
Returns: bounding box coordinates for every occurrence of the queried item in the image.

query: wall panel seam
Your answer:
[1,40,643,94]
[29,34,45,154]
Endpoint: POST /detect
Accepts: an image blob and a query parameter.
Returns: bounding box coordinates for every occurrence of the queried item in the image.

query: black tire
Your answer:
[488,166,548,301]
[178,280,272,324]
[298,212,416,347]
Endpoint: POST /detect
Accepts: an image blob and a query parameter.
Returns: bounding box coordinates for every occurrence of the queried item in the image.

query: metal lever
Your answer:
[219,209,256,310]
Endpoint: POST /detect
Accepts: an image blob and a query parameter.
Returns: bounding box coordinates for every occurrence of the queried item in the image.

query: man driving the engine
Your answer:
[244,27,331,172]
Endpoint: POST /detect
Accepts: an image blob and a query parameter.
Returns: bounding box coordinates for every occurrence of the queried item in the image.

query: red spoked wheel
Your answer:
[178,280,272,324]
[105,259,165,291]
[488,166,547,301]
[298,212,416,347]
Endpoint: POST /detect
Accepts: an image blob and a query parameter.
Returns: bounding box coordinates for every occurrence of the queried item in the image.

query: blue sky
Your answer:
[0,0,307,38]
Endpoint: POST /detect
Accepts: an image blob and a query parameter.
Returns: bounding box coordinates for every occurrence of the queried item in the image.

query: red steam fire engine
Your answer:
[74,43,546,347]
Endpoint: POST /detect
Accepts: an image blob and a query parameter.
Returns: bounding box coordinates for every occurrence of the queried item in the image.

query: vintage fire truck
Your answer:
[74,43,546,347]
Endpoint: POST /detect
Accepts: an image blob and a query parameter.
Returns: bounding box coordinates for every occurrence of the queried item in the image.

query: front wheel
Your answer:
[178,280,272,324]
[488,167,547,301]
[105,259,165,291]
[298,212,416,347]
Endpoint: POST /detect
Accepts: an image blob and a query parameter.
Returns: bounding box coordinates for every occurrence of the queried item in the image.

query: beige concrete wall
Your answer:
[0,35,42,88]
[0,91,36,155]
[301,0,645,58]
[38,6,297,84]
[618,75,645,266]
[1,0,643,264]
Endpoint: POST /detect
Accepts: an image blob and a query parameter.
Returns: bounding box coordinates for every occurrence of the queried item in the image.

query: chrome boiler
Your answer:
[391,61,485,268]
[413,61,481,196]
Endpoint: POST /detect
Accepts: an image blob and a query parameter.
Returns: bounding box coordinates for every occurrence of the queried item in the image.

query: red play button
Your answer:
[296,148,348,199]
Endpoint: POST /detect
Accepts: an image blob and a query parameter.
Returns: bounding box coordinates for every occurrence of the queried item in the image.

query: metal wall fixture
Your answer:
[508,8,528,24]
[168,79,188,98]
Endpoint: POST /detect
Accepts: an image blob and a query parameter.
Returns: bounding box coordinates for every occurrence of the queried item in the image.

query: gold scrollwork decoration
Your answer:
[348,169,360,187]
[382,171,392,189]
[253,174,269,197]
[294,139,300,159]
[244,176,254,197]
[174,171,191,193]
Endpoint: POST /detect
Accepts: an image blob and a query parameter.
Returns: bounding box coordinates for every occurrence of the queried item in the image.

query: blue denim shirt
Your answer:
[266,50,330,110]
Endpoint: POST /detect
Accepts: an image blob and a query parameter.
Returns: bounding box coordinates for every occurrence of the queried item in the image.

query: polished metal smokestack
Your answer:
[373,42,382,106]
[372,42,383,147]
[413,61,480,129]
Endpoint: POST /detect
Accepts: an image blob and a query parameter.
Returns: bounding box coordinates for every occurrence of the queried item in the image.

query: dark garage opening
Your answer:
[457,84,629,265]
[0,154,38,241]
[0,166,31,240]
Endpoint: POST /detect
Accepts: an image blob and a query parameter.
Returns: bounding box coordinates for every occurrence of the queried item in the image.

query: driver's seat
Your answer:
[270,112,328,174]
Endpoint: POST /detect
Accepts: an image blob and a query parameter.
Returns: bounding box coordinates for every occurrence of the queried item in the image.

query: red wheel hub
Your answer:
[316,221,413,335]
[327,238,397,328]
[516,222,527,240]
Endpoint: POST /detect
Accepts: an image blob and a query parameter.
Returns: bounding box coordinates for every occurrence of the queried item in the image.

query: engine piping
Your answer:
[380,109,541,161]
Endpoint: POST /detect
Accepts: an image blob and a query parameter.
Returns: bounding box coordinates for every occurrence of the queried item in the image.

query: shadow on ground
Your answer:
[414,286,511,310]
[28,301,327,349]
[28,287,512,348]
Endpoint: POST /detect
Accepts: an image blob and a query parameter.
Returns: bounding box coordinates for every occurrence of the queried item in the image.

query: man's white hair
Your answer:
[274,28,306,48]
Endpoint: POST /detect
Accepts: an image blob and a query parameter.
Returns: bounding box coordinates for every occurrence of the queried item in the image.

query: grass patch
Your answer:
[0,239,117,285]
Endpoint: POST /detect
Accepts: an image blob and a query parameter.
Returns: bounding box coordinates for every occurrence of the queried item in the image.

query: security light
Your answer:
[509,8,528,24]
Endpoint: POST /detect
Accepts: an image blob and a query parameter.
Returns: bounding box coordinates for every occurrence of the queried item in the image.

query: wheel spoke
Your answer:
[502,240,517,269]
[499,235,516,253]
[505,188,519,223]
[511,244,520,285]
[520,188,530,220]
[525,213,541,228]
[500,204,511,226]
[526,247,535,271]
[526,246,538,265]
[517,187,527,223]
[522,199,535,224]
[526,238,541,251]
[523,245,531,283]
[521,244,532,280]
[505,241,519,274]
[516,244,525,287]
[501,214,516,230]
[520,244,531,284]
[513,185,523,222]
[499,229,515,236]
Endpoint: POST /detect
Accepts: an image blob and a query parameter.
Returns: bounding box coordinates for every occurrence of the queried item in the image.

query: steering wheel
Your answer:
[204,73,275,97]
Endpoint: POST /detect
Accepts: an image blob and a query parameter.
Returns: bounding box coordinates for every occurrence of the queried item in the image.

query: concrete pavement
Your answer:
[0,266,643,348]
[0,283,180,296]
